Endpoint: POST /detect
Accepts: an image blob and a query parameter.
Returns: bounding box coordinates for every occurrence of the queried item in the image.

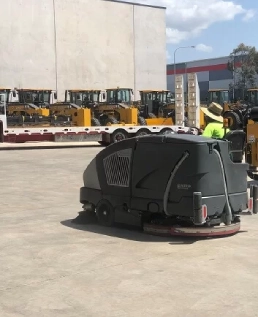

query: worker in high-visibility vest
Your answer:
[200,102,229,138]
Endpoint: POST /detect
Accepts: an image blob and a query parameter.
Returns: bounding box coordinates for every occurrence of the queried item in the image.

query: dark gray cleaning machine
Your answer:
[79,134,248,237]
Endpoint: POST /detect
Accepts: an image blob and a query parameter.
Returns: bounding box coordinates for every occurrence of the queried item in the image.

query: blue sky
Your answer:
[115,0,258,64]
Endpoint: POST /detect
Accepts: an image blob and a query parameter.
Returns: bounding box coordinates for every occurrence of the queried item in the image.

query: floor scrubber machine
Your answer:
[79,133,248,237]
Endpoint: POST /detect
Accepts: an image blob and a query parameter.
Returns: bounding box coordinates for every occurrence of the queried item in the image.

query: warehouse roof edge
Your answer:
[103,0,166,10]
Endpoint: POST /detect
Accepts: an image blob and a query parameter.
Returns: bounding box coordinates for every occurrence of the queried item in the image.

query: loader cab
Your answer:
[66,90,101,106]
[139,90,172,117]
[140,90,170,104]
[208,89,230,110]
[247,89,258,107]
[0,88,12,104]
[16,89,56,106]
[105,88,133,105]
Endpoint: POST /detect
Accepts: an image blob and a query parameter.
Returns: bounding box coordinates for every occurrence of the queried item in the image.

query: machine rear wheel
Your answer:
[148,113,156,118]
[96,200,115,226]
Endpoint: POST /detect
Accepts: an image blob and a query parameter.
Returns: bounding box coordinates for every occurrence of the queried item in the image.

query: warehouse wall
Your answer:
[0,0,56,89]
[134,4,167,93]
[0,0,166,101]
[167,55,258,101]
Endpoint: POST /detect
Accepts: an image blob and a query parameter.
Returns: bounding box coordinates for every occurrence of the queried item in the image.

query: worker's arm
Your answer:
[201,124,214,137]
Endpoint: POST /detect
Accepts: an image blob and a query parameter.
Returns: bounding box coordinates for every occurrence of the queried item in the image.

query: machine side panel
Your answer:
[218,141,248,194]
[131,142,226,216]
[96,138,136,199]
[83,158,100,190]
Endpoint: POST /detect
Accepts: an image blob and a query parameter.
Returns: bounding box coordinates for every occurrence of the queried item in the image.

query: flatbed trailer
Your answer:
[0,123,198,144]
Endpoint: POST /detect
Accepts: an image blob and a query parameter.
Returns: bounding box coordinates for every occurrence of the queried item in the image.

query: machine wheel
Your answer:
[159,128,174,135]
[223,111,242,130]
[138,116,147,126]
[105,116,119,125]
[148,113,156,118]
[96,199,115,226]
[111,129,128,143]
[91,117,101,126]
[136,128,151,137]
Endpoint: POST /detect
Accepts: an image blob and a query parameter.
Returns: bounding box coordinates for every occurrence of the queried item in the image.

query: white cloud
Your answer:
[242,9,255,21]
[195,43,213,53]
[115,0,255,44]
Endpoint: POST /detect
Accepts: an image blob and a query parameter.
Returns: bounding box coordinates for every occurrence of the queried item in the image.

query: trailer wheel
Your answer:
[136,128,151,137]
[138,116,147,126]
[96,199,115,226]
[111,129,128,143]
[159,128,174,135]
[91,117,101,126]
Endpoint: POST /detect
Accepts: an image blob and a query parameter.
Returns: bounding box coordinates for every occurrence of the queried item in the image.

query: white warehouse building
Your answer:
[0,0,167,100]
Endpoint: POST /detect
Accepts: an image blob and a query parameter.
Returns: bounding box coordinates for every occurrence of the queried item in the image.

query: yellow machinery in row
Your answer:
[137,90,174,125]
[3,86,203,128]
[53,88,138,126]
[59,88,174,126]
[3,88,92,127]
[50,89,101,126]
[2,88,139,127]
[7,89,54,116]
[93,88,137,125]
[1,88,52,127]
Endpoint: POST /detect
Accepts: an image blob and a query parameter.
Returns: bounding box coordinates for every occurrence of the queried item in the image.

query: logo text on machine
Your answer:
[177,184,191,190]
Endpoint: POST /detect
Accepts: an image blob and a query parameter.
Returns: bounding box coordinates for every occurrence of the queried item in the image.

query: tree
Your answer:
[227,43,258,100]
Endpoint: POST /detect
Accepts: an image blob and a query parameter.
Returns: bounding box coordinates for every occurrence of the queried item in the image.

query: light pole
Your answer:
[173,46,195,91]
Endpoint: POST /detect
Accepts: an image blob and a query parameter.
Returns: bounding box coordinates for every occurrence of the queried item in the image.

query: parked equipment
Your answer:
[137,90,174,126]
[7,89,56,116]
[247,88,258,107]
[49,89,100,126]
[5,89,60,127]
[208,89,230,108]
[79,133,247,237]
[94,88,139,126]
[139,90,174,118]
[241,105,258,180]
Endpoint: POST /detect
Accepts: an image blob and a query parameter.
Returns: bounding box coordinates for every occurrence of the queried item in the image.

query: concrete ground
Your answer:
[1,146,258,317]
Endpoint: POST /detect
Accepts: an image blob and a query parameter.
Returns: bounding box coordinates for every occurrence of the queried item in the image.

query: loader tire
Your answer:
[223,111,242,130]
[105,116,119,125]
[138,116,147,126]
[91,117,101,126]
[148,113,156,118]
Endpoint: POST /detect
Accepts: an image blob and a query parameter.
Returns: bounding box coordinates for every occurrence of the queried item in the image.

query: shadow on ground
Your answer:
[61,213,247,245]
